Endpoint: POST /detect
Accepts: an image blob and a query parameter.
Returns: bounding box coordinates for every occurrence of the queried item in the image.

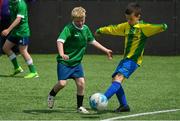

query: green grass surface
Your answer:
[0,54,180,120]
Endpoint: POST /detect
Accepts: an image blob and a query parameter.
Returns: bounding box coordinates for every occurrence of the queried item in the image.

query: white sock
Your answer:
[26,59,33,65]
[9,53,16,60]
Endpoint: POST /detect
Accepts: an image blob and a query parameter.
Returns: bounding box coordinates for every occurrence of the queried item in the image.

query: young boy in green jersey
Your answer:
[96,2,168,112]
[1,0,38,78]
[47,7,112,114]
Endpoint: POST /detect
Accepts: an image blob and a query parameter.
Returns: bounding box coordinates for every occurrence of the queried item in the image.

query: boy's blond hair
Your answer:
[71,7,86,18]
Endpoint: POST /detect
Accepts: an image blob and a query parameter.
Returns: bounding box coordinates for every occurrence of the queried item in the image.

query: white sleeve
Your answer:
[17,14,25,18]
[89,39,96,44]
[57,39,65,43]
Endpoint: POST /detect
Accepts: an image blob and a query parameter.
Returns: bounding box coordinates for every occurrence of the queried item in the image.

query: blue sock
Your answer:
[104,81,121,99]
[116,85,128,106]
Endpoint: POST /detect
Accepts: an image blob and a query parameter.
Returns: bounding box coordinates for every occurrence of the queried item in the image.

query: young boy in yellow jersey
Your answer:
[96,2,168,112]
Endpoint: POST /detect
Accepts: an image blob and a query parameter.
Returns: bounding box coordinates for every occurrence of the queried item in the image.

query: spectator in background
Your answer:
[1,0,39,78]
[0,0,18,56]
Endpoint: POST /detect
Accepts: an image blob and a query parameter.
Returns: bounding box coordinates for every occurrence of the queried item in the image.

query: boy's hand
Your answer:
[94,29,101,37]
[61,54,69,60]
[1,29,10,36]
[106,49,113,60]
[94,32,100,37]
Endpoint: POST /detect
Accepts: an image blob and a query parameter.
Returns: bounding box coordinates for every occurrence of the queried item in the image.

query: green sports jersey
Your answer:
[56,23,95,66]
[9,0,30,37]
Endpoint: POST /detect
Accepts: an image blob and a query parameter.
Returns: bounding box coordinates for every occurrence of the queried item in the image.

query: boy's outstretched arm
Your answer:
[139,23,168,37]
[95,23,126,36]
[90,40,113,60]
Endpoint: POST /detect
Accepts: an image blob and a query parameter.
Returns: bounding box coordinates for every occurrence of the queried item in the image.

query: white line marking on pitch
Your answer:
[101,108,180,121]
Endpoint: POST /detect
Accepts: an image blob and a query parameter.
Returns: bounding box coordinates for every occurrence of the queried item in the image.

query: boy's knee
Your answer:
[19,49,27,55]
[58,81,67,87]
[113,73,125,83]
[2,45,9,52]
[78,79,85,87]
[2,46,6,52]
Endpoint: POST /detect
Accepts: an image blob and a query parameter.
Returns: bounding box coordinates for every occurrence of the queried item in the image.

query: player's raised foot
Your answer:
[24,72,39,78]
[11,67,24,76]
[47,95,54,109]
[114,105,130,112]
[77,106,89,114]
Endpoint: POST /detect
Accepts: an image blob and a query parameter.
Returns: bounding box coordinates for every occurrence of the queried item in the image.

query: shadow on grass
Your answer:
[23,107,76,115]
[80,110,114,119]
[23,108,112,119]
[23,109,63,115]
[23,109,102,119]
[81,114,100,119]
[0,74,24,78]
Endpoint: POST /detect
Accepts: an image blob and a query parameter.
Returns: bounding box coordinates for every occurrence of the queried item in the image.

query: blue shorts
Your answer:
[7,36,29,46]
[112,59,139,78]
[57,63,84,80]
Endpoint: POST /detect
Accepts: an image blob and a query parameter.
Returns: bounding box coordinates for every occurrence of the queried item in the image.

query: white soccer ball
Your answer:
[89,93,108,111]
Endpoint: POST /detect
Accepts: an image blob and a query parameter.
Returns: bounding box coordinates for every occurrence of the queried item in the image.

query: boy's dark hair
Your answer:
[125,3,141,17]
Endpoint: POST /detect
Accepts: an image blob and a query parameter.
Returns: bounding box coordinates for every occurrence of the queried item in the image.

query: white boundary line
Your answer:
[101,109,180,121]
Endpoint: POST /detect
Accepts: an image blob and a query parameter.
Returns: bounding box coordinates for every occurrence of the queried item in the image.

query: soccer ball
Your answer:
[89,93,108,111]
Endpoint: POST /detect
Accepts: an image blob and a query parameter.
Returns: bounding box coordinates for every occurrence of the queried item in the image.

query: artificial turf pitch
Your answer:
[0,55,180,120]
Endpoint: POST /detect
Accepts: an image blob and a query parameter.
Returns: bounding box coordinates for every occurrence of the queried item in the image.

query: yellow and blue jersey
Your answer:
[96,20,168,65]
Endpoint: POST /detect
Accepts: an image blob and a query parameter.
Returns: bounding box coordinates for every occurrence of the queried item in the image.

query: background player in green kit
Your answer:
[47,6,112,114]
[1,0,38,78]
[96,3,168,112]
